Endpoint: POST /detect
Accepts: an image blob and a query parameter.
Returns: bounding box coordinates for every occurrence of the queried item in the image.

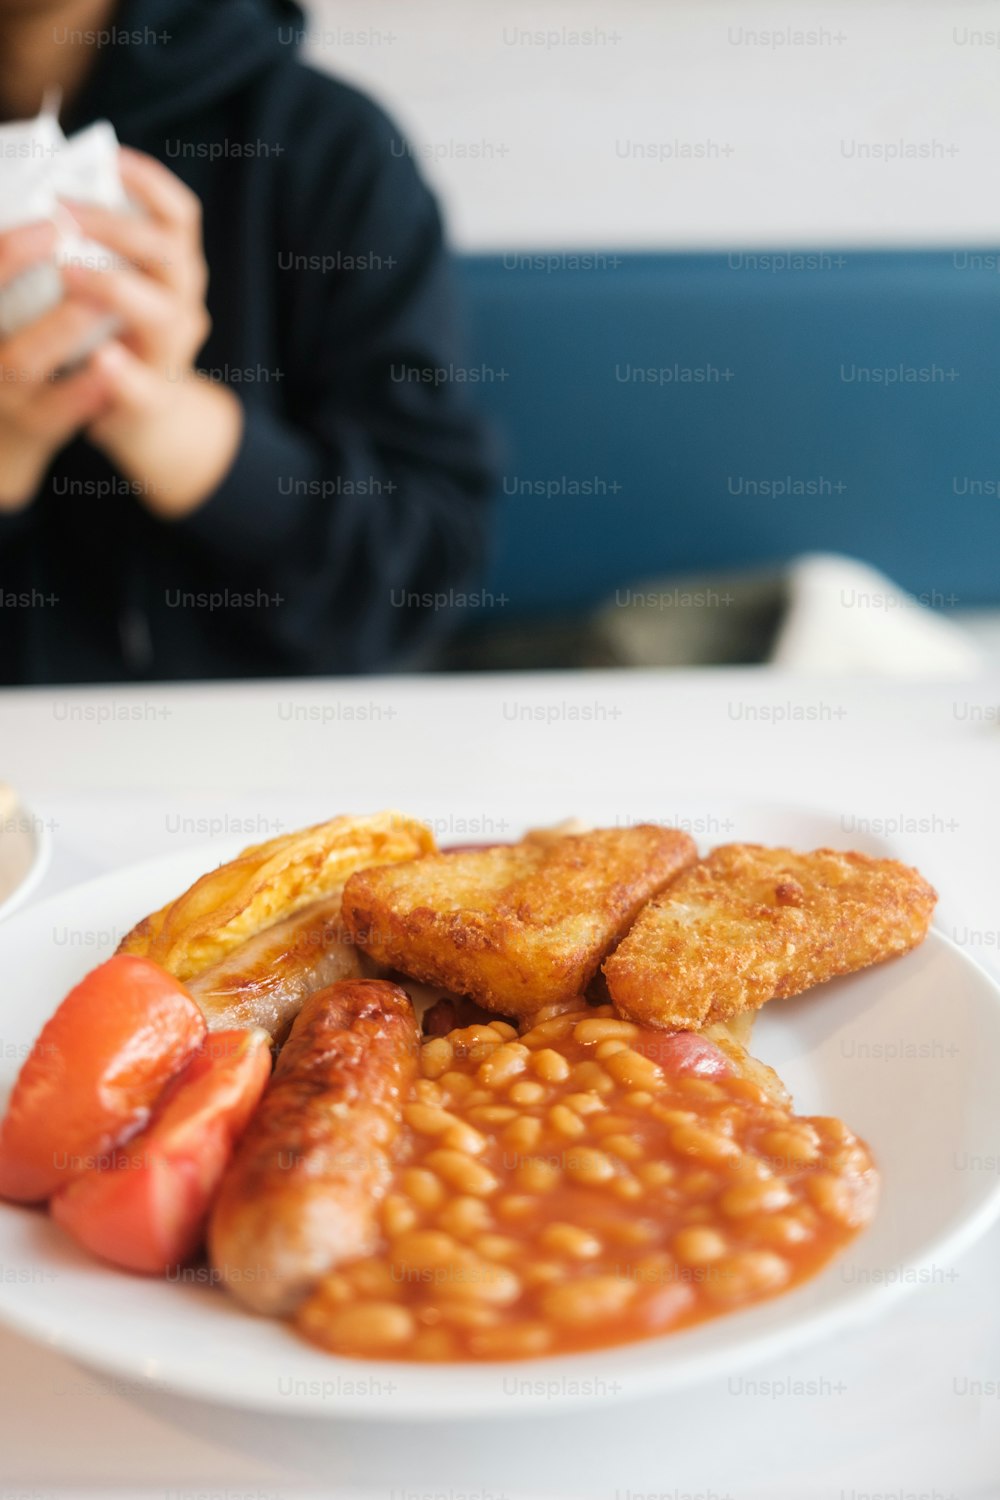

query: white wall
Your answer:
[303,0,1000,251]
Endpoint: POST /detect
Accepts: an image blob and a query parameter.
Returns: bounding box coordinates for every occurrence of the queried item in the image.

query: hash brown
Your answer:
[341,824,697,1015]
[603,842,937,1030]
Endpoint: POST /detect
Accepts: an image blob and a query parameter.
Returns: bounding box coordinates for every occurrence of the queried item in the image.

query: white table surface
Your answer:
[0,666,998,1500]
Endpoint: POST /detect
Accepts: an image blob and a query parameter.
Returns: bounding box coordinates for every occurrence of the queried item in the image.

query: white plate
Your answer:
[0,825,998,1420]
[0,794,51,921]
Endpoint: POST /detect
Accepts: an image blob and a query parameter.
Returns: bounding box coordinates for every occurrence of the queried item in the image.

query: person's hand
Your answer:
[60,148,243,520]
[0,221,114,512]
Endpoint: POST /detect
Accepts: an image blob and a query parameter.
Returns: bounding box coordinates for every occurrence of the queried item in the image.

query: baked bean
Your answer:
[425,1149,499,1197]
[442,1121,488,1156]
[650,1106,698,1127]
[549,1103,587,1139]
[514,1158,561,1193]
[605,1049,664,1091]
[312,1272,351,1305]
[519,1015,580,1047]
[761,1127,821,1169]
[720,1179,794,1218]
[478,1042,530,1089]
[725,1076,771,1106]
[673,1227,728,1264]
[569,1060,614,1095]
[641,1282,699,1331]
[438,1195,492,1238]
[413,1079,445,1106]
[404,1102,460,1137]
[468,1104,519,1127]
[391,1229,462,1271]
[703,1251,790,1303]
[677,1078,726,1102]
[474,1233,521,1261]
[541,1276,636,1325]
[539,1223,602,1259]
[502,1115,542,1152]
[307,1300,416,1352]
[420,1037,454,1079]
[381,1194,419,1237]
[811,1116,853,1147]
[638,1161,676,1188]
[401,1167,445,1211]
[623,1091,654,1108]
[345,1258,400,1298]
[495,1193,538,1221]
[670,1123,742,1165]
[611,1177,643,1200]
[595,1038,630,1060]
[467,1322,553,1357]
[446,1260,522,1306]
[729,1154,774,1182]
[454,1029,504,1065]
[455,1024,503,1048]
[488,1021,519,1040]
[563,1092,606,1116]
[574,1018,640,1046]
[827,1135,873,1176]
[521,1002,589,1032]
[532,1048,571,1082]
[440,1070,475,1099]
[566,1147,616,1185]
[679,1169,720,1199]
[747,1212,813,1248]
[710,1105,745,1136]
[509,1079,546,1106]
[806,1171,866,1225]
[602,1133,644,1162]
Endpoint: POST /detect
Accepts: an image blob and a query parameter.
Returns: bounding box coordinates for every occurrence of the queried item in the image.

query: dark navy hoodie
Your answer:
[0,0,494,682]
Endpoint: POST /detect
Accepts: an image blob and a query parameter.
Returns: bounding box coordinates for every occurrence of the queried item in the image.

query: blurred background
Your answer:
[303,0,1000,673]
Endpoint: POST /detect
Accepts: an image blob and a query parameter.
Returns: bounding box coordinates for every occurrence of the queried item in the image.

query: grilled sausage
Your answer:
[208,978,418,1315]
[187,896,361,1040]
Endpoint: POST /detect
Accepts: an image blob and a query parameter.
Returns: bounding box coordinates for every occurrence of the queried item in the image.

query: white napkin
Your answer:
[770,552,984,677]
[0,105,128,356]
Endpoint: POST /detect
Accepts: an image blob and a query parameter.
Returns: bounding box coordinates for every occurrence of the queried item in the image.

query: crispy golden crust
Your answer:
[604,843,937,1030]
[118,811,435,983]
[341,825,697,1016]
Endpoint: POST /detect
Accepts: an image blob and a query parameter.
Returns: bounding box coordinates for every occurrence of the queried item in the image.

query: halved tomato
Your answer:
[51,1027,272,1273]
[0,955,206,1202]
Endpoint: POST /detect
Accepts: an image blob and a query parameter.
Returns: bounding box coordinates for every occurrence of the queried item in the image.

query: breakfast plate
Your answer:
[0,818,998,1418]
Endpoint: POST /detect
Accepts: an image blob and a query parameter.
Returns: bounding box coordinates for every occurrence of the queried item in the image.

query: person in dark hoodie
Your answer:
[0,0,494,683]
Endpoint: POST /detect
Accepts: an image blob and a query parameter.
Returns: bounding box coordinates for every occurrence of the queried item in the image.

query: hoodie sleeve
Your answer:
[172,85,496,674]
